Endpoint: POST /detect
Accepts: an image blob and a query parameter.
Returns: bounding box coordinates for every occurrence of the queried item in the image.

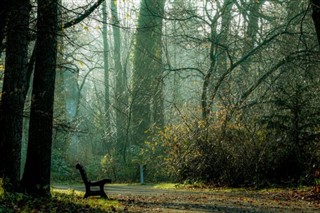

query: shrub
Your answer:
[150,116,319,187]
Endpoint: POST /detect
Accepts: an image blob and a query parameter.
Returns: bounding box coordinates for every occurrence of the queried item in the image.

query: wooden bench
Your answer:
[76,163,112,198]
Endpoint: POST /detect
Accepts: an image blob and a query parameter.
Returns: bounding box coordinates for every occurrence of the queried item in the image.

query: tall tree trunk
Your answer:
[111,0,128,160]
[132,0,165,147]
[102,0,111,151]
[244,0,261,53]
[51,0,69,162]
[0,0,10,53]
[0,0,31,192]
[151,0,165,128]
[21,0,58,197]
[312,0,320,46]
[240,0,262,86]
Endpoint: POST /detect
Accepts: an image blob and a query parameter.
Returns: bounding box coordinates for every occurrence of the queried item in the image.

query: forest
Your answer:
[1,0,320,203]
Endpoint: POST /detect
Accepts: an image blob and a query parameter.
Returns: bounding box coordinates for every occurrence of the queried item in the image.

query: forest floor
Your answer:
[52,183,320,212]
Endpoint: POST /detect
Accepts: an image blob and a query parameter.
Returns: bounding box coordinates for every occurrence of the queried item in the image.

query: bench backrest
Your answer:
[76,163,89,184]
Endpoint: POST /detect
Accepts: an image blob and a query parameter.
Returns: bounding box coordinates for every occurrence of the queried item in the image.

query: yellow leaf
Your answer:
[78,60,85,67]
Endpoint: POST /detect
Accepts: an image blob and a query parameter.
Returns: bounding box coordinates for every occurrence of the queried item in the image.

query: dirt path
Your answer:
[53,184,320,212]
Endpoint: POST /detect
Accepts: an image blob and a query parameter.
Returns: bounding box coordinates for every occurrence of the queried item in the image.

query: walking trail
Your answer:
[53,184,320,212]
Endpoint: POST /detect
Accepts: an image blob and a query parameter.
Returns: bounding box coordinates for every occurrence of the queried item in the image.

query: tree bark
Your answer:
[0,0,11,53]
[312,0,320,46]
[0,0,31,192]
[21,0,58,197]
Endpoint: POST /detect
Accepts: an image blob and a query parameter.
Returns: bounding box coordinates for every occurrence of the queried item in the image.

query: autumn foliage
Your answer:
[146,105,320,187]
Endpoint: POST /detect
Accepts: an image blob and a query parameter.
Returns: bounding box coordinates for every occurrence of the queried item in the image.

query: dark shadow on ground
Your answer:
[0,191,118,212]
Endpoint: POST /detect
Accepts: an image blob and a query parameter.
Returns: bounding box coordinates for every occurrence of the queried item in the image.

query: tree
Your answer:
[111,0,129,160]
[132,0,165,148]
[0,0,31,192]
[256,0,320,181]
[21,0,58,197]
[0,0,11,53]
[102,0,111,150]
[312,0,320,45]
[201,0,234,122]
[21,0,107,195]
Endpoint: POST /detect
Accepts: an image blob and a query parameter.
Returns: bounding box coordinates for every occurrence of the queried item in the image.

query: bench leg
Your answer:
[84,192,89,198]
[100,191,108,199]
[83,188,108,199]
[100,185,108,198]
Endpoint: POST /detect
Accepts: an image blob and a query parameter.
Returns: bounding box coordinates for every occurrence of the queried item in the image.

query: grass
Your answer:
[53,189,121,210]
[0,187,123,213]
[0,179,4,198]
[152,183,177,189]
[2,181,320,212]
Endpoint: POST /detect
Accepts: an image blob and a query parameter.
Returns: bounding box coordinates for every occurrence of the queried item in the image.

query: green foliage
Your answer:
[258,65,320,184]
[99,138,172,183]
[101,150,141,182]
[51,148,77,182]
[152,183,178,189]
[0,178,4,197]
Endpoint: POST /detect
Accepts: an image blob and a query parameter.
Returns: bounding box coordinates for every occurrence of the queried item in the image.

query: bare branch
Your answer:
[63,0,105,29]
